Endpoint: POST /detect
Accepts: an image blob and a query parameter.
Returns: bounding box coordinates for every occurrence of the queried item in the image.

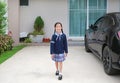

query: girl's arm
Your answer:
[50,35,55,54]
[64,34,68,54]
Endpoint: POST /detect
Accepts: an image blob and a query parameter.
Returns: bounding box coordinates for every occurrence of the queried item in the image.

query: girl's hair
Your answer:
[54,22,63,33]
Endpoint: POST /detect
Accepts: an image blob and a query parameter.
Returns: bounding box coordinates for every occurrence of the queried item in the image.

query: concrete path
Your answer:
[0,46,120,83]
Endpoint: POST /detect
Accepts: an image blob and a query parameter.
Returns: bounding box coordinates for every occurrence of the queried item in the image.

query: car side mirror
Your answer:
[89,24,93,28]
[93,26,98,30]
[89,24,98,31]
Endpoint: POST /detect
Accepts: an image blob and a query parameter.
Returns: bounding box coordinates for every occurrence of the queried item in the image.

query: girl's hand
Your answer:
[65,53,67,57]
[51,54,54,59]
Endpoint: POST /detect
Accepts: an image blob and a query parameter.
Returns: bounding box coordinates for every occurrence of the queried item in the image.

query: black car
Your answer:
[85,12,120,75]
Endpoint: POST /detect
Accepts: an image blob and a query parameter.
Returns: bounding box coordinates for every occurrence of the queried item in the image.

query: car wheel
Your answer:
[84,36,91,52]
[103,46,117,75]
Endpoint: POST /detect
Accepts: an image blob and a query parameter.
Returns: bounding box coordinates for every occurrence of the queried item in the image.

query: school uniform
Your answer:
[50,32,68,62]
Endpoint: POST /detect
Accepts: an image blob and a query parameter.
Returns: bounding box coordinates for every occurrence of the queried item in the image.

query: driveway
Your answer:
[0,46,119,83]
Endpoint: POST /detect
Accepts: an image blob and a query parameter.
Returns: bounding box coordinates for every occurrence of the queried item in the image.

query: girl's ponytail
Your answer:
[61,29,63,33]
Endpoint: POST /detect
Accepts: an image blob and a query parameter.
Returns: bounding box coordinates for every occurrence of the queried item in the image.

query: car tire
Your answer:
[84,36,91,52]
[103,46,117,75]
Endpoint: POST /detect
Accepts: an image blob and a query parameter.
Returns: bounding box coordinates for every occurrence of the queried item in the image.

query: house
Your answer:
[7,0,120,44]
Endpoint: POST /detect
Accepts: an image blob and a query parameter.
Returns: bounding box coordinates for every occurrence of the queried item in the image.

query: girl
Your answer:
[50,22,68,80]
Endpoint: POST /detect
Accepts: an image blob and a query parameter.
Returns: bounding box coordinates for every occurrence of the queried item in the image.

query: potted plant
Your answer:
[29,16,44,43]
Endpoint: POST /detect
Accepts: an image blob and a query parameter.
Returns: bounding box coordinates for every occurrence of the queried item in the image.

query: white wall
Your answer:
[20,0,68,38]
[107,0,120,13]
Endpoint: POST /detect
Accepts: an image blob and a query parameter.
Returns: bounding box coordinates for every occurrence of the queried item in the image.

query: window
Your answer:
[89,0,107,25]
[69,0,87,36]
[101,16,114,30]
[69,0,107,37]
[20,0,29,6]
[94,17,104,29]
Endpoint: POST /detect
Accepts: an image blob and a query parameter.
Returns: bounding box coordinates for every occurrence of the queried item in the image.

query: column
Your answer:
[8,0,20,45]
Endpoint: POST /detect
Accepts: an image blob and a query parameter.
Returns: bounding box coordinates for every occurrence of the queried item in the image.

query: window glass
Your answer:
[116,14,120,22]
[20,0,29,6]
[89,0,106,25]
[98,0,106,9]
[69,0,106,36]
[89,0,97,9]
[69,0,87,36]
[101,16,114,29]
[94,18,104,29]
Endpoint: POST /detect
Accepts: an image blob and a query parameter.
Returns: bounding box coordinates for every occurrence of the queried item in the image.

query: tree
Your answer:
[0,1,7,34]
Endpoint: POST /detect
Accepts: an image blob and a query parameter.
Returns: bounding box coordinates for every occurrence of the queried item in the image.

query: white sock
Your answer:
[59,72,62,75]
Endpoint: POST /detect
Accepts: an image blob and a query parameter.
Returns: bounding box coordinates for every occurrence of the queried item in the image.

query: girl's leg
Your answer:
[58,62,63,80]
[55,62,59,75]
[55,62,58,71]
[59,62,63,74]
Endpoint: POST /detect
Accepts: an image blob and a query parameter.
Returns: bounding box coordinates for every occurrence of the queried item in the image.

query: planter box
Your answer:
[29,35,44,43]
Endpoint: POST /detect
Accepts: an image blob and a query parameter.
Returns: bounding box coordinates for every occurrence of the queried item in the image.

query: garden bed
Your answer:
[0,45,25,64]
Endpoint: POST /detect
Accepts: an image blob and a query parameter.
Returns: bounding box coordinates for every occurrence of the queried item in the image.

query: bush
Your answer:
[29,16,44,36]
[0,1,7,34]
[0,34,14,55]
[0,1,13,55]
[24,38,32,43]
[34,16,44,33]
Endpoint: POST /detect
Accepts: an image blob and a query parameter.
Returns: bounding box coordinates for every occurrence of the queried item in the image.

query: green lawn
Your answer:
[0,45,25,64]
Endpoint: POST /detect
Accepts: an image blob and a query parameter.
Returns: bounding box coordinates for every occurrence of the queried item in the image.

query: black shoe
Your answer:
[55,71,59,76]
[58,74,62,80]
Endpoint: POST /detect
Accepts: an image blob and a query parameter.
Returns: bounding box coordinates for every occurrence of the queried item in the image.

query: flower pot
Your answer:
[29,35,44,43]
[43,38,50,43]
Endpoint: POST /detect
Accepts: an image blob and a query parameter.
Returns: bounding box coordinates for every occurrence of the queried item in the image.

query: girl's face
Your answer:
[55,24,62,33]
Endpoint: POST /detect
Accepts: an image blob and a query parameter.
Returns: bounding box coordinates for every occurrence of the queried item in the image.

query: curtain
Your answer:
[69,0,106,36]
[89,0,106,25]
[69,0,87,36]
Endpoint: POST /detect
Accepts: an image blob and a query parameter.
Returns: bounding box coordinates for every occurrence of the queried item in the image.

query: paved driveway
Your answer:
[0,46,120,83]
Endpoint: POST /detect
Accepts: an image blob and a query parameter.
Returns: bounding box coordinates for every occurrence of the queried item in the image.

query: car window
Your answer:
[115,14,120,23]
[101,16,114,30]
[94,17,104,29]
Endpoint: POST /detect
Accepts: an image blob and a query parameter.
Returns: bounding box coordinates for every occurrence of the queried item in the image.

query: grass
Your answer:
[0,45,26,64]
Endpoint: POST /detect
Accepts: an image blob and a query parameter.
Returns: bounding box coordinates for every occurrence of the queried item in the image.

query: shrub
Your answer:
[34,16,44,33]
[24,38,32,43]
[0,1,13,55]
[0,1,7,34]
[29,16,44,36]
[0,34,14,55]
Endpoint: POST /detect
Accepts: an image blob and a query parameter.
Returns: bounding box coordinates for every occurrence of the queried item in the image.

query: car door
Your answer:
[89,17,105,52]
[87,25,96,49]
[95,16,115,56]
